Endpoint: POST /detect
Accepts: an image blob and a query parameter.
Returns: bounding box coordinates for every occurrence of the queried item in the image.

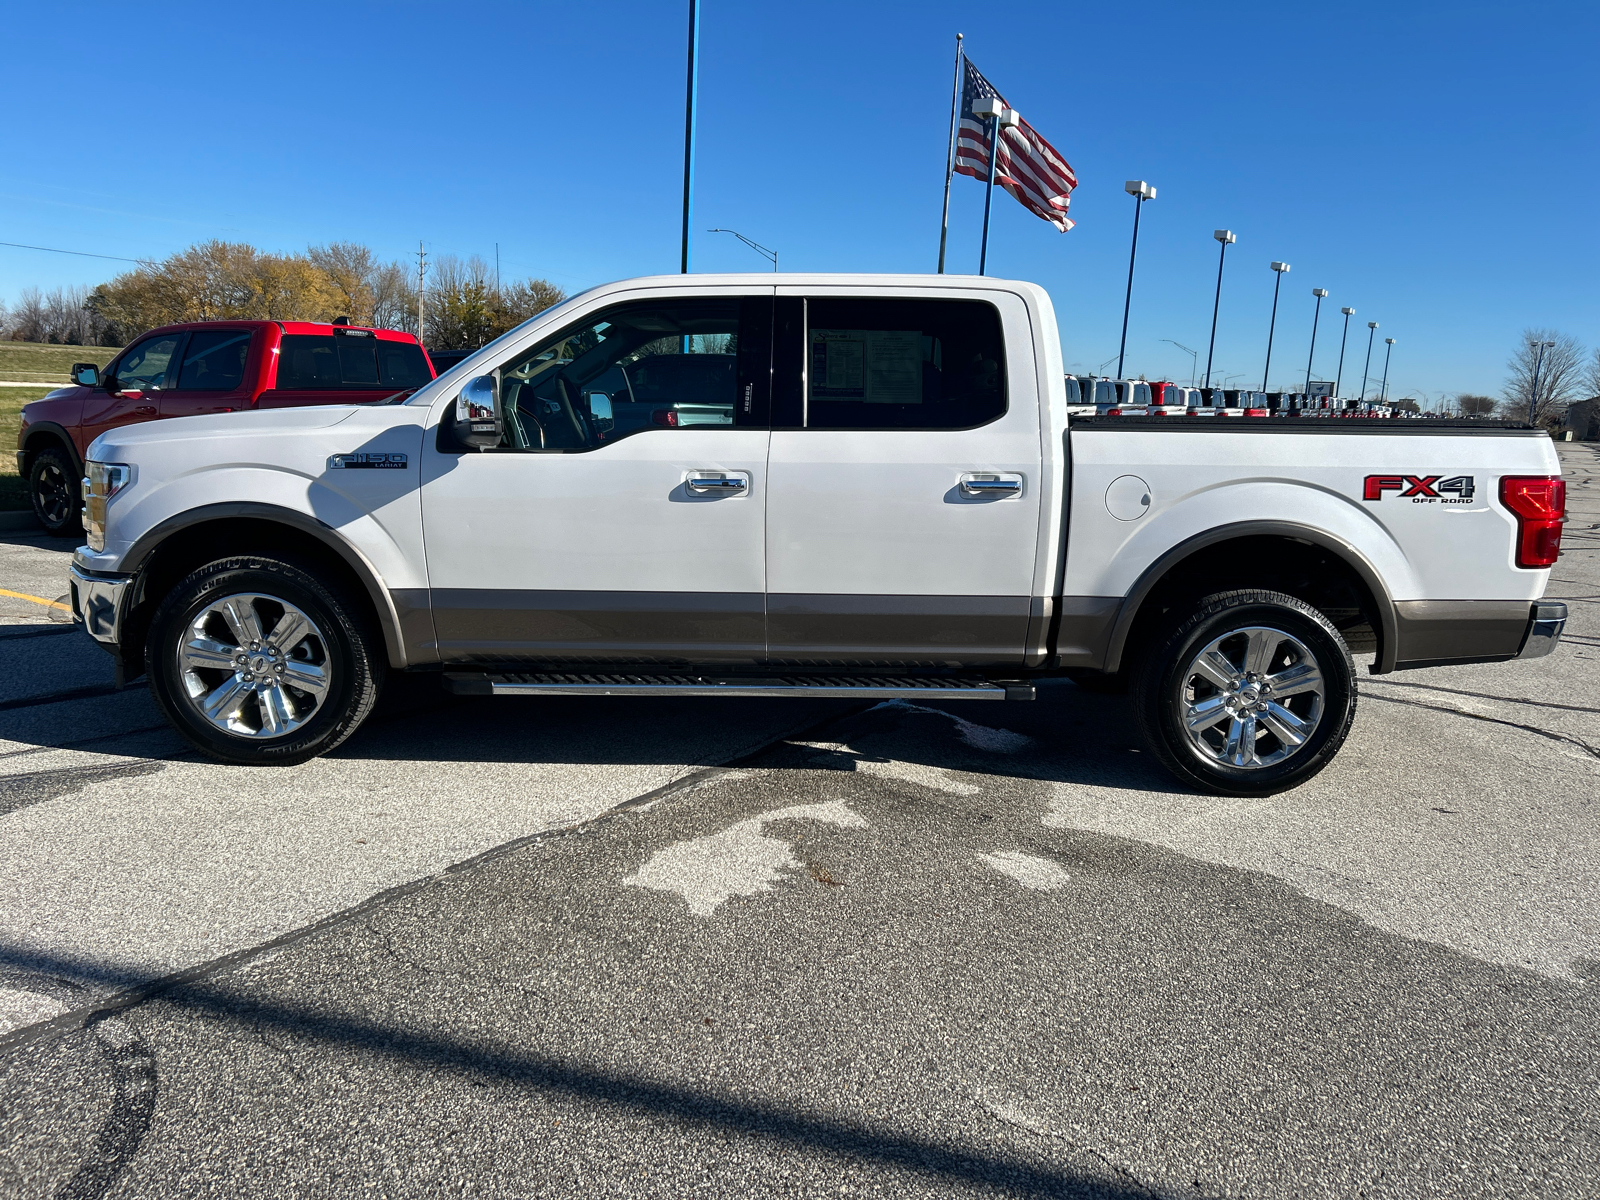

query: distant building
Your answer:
[1567,397,1600,440]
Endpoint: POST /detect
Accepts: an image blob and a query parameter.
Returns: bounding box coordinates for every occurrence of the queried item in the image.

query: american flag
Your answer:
[954,59,1078,232]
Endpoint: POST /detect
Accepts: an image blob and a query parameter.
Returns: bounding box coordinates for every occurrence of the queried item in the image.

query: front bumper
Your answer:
[1517,601,1567,660]
[69,564,130,648]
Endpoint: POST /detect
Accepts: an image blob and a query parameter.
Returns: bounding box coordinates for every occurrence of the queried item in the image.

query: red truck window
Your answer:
[176,330,251,390]
[278,335,431,389]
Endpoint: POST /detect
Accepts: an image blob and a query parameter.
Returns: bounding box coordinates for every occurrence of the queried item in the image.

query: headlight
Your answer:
[83,461,132,553]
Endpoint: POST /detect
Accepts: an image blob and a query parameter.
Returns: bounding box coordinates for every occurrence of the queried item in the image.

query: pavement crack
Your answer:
[1364,678,1600,716]
[1362,692,1600,760]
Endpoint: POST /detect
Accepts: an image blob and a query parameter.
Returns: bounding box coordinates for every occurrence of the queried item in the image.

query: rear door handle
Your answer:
[686,473,749,494]
[960,473,1022,497]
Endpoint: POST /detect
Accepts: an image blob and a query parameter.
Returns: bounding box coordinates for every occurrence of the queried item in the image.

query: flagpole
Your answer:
[680,0,700,274]
[936,33,964,274]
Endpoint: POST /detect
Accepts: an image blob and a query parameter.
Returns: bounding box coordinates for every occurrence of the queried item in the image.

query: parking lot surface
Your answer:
[0,444,1596,1198]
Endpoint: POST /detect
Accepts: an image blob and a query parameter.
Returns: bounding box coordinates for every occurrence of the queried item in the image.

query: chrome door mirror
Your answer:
[72,362,100,388]
[451,375,502,449]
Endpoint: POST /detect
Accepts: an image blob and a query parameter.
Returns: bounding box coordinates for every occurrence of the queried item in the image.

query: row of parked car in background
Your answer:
[1067,376,1409,418]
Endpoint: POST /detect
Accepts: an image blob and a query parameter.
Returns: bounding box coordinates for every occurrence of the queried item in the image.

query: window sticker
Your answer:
[811,329,922,404]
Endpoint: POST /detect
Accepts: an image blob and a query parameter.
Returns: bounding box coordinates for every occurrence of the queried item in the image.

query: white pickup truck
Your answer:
[67,274,1569,794]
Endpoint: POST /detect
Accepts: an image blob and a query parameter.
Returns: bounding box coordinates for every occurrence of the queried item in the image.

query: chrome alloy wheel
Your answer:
[175,593,331,739]
[1177,625,1325,770]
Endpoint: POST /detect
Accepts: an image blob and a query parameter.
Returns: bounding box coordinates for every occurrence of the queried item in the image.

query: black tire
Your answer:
[146,555,382,765]
[1131,589,1356,796]
[29,447,82,538]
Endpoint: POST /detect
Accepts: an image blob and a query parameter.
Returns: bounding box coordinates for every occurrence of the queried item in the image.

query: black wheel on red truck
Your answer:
[1131,589,1357,796]
[145,555,383,766]
[29,446,83,538]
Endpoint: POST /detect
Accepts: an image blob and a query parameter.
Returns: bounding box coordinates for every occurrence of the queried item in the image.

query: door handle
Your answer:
[686,474,748,494]
[959,473,1022,497]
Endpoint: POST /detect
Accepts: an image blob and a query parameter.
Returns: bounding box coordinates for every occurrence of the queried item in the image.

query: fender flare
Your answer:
[122,501,408,668]
[1101,518,1399,676]
[20,421,83,478]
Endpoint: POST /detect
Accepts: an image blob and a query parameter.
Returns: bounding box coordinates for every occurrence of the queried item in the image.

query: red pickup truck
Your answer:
[16,320,435,536]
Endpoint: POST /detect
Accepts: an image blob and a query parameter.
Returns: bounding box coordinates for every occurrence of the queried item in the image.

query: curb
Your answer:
[0,511,41,533]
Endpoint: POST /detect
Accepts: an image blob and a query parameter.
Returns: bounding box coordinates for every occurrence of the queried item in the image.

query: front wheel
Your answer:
[29,447,82,538]
[146,556,382,765]
[1131,589,1357,796]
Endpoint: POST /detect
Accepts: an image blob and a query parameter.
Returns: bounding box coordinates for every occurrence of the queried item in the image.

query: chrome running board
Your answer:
[443,672,1033,701]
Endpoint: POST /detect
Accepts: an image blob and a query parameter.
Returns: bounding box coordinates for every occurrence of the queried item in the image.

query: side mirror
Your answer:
[587,392,614,432]
[72,363,100,388]
[451,375,502,449]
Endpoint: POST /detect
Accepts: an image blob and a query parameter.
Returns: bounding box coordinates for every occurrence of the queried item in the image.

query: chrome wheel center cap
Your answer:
[1238,685,1260,705]
[250,655,270,674]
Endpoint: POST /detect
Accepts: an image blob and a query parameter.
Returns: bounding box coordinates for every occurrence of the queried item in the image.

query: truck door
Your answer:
[764,291,1043,666]
[418,292,774,665]
[82,332,182,445]
[161,327,255,419]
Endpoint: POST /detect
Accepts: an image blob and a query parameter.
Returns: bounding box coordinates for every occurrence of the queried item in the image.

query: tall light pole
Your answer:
[1117,180,1156,378]
[1262,261,1290,391]
[1160,339,1199,386]
[707,228,777,270]
[680,0,700,273]
[1205,229,1235,388]
[1526,338,1556,424]
[1334,306,1355,398]
[1379,337,1395,404]
[974,100,1020,276]
[1360,321,1378,401]
[1303,288,1328,393]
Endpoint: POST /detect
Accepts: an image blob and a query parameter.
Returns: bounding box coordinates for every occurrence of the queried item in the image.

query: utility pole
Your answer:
[416,242,427,346]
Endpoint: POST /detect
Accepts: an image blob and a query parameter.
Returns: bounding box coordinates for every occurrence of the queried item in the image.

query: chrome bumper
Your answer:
[1517,601,1567,660]
[69,564,130,647]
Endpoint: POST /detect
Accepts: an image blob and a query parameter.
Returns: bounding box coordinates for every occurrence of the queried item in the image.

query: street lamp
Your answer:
[1303,288,1328,393]
[1262,261,1290,391]
[1379,337,1395,404]
[1334,306,1355,399]
[974,100,1020,276]
[1526,338,1556,424]
[1360,321,1379,401]
[707,228,777,270]
[1160,338,1199,386]
[1205,229,1235,388]
[1117,180,1156,378]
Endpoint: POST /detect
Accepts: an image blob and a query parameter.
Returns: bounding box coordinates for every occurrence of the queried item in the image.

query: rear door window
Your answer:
[795,297,1006,430]
[176,329,252,390]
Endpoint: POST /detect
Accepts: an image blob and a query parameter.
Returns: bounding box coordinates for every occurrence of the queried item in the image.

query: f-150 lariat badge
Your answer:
[329,453,409,470]
[1363,474,1475,503]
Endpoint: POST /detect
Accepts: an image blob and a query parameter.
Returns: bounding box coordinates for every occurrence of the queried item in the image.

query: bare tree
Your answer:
[1502,329,1584,426]
[1585,346,1600,401]
[1457,393,1497,417]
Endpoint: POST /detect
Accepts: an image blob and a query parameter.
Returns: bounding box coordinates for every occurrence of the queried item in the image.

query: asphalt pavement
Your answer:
[0,443,1595,1198]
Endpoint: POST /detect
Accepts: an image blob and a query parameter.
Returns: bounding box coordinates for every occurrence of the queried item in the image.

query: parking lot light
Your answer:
[1305,288,1328,393]
[1334,307,1355,398]
[1380,337,1396,403]
[1262,261,1290,391]
[1361,320,1378,401]
[1205,229,1235,388]
[1117,181,1156,378]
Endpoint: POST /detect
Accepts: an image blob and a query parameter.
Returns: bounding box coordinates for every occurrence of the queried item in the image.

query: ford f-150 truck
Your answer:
[66,275,1568,794]
[17,320,434,537]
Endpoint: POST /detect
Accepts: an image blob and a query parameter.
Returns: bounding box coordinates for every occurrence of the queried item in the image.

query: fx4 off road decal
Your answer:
[1363,474,1476,504]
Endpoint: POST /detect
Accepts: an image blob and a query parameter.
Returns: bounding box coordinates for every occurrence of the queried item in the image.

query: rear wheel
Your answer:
[1131,589,1357,795]
[29,447,82,538]
[146,556,382,765]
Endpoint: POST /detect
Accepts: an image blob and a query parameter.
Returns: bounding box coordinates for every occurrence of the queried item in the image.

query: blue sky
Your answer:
[3,0,1595,400]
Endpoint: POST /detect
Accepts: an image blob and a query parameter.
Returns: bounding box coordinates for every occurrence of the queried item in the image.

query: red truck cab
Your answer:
[16,320,434,536]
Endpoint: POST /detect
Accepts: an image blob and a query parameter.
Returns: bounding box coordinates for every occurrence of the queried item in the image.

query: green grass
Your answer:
[1,386,63,508]
[0,341,121,385]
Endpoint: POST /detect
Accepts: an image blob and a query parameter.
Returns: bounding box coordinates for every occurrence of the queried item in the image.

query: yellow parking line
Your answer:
[0,587,72,613]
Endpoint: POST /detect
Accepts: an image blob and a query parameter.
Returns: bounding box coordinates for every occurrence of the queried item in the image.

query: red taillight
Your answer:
[651,409,680,427]
[1500,475,1566,568]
